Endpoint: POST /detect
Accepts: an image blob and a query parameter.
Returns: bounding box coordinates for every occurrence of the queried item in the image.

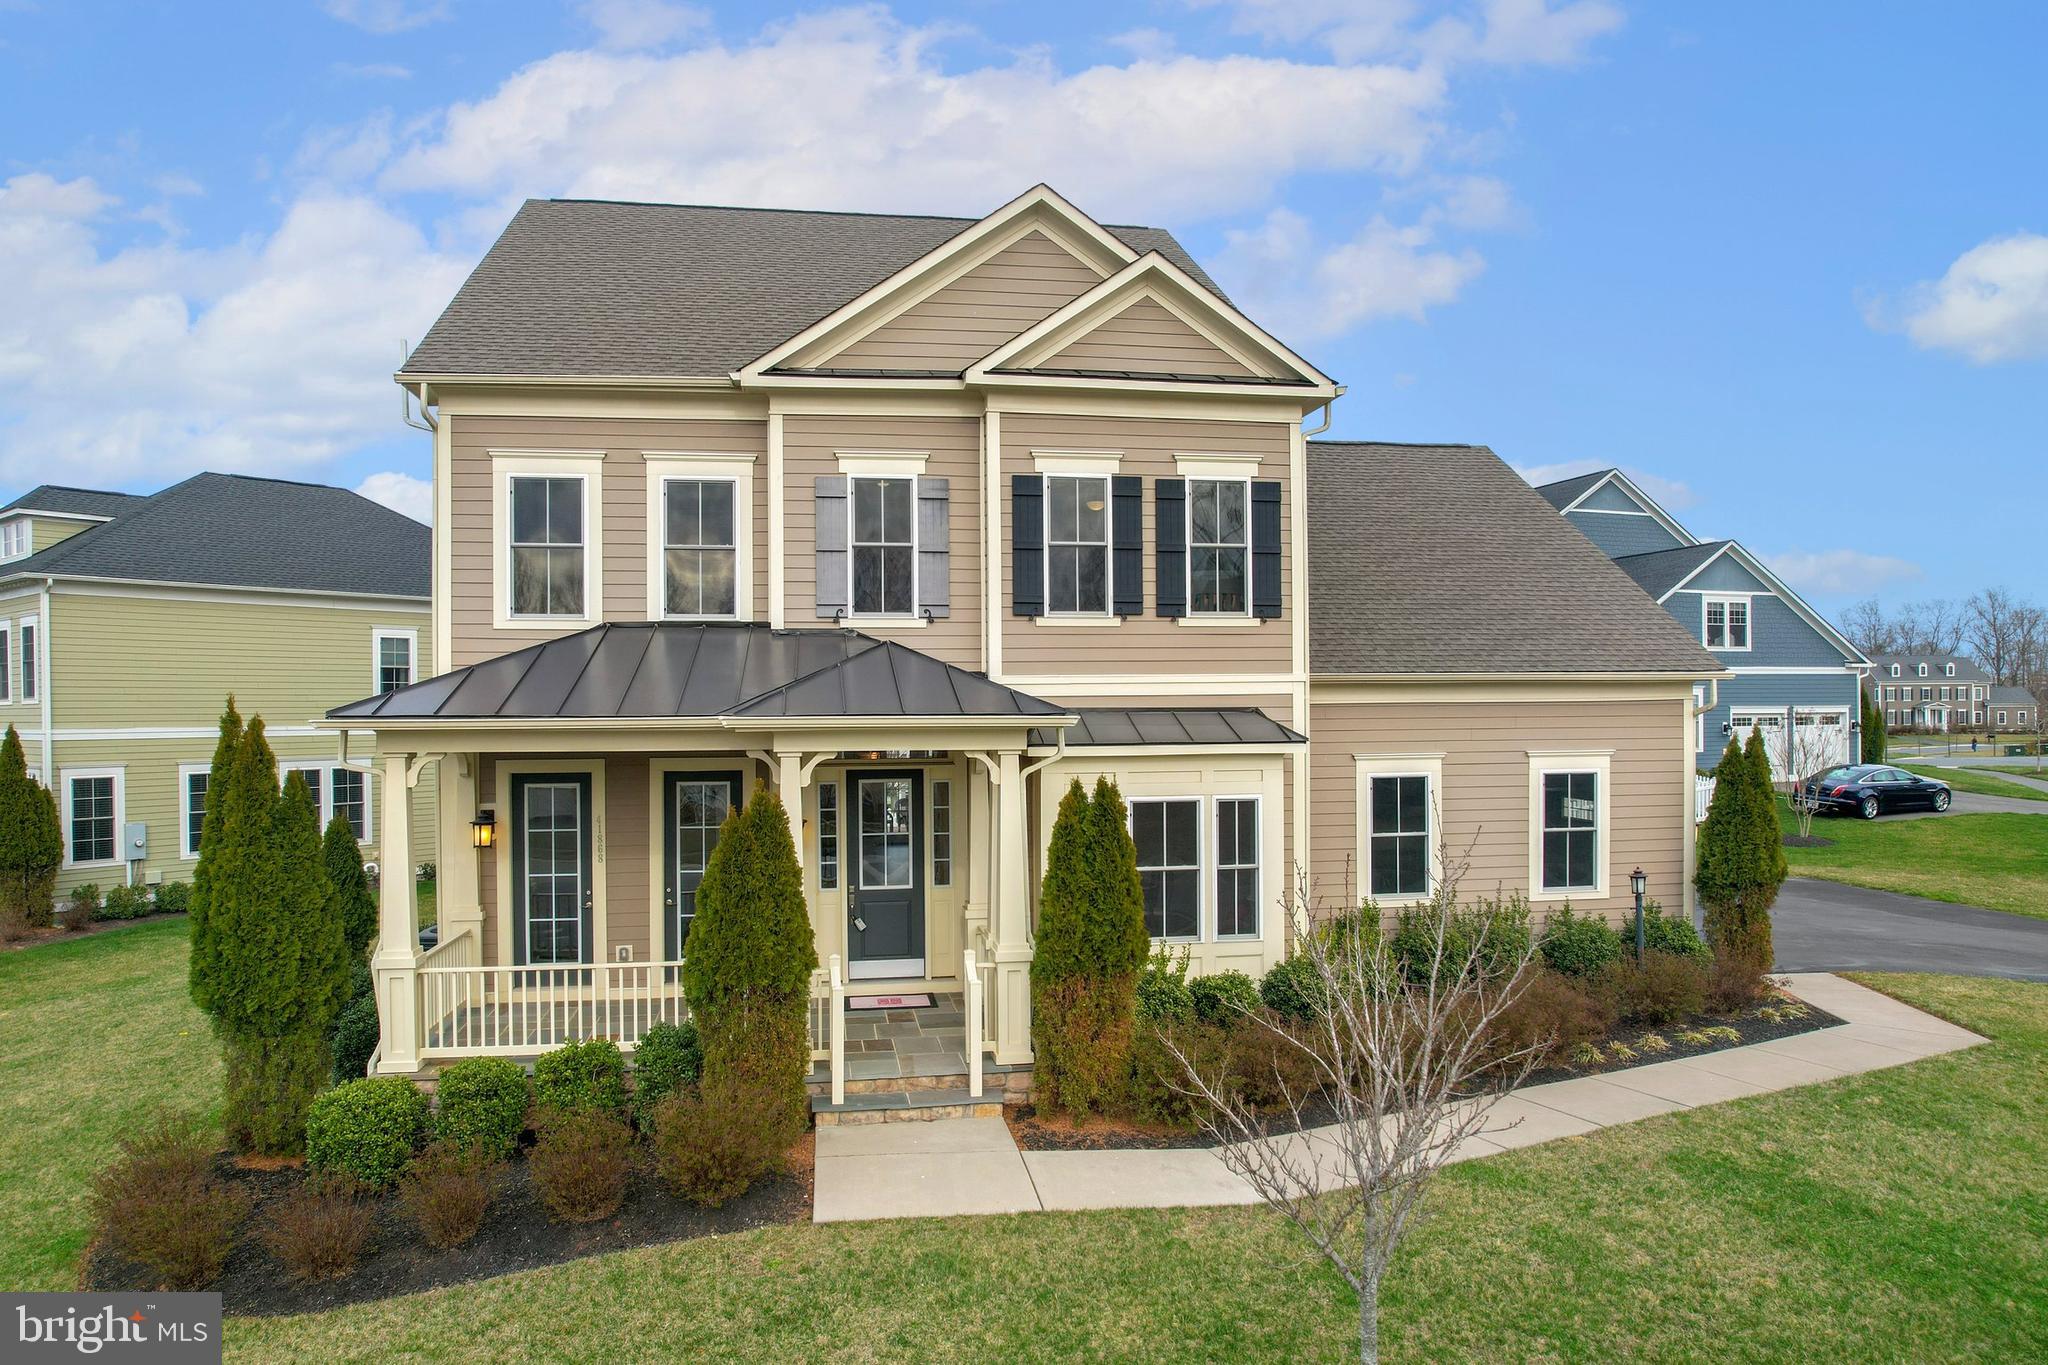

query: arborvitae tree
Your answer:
[325,814,376,959]
[188,698,243,1012]
[681,787,817,1140]
[1862,695,1887,763]
[1745,726,1789,888]
[0,725,62,928]
[1695,735,1779,970]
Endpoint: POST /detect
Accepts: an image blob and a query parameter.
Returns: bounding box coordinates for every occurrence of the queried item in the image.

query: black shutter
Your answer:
[1251,479,1282,620]
[1011,473,1044,617]
[1112,475,1143,616]
[1155,478,1186,618]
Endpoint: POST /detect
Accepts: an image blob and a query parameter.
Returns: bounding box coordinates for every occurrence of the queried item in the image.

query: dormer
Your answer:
[1944,662,1956,677]
[1917,663,1929,677]
[1889,664,1900,677]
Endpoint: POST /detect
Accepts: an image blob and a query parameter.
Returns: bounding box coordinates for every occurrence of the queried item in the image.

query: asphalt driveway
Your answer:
[1772,877,2048,982]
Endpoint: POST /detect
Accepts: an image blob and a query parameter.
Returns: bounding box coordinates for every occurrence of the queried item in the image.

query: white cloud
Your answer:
[356,471,433,524]
[1214,206,1483,339]
[1189,0,1622,66]
[333,61,413,80]
[1513,459,1699,511]
[1763,548,1923,598]
[1880,232,2048,364]
[322,0,449,34]
[578,0,708,50]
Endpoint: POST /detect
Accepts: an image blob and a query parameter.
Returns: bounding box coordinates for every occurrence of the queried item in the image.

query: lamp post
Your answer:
[1630,867,1647,966]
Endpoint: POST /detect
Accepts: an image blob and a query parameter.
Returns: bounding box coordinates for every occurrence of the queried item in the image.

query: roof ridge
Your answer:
[539,196,1170,234]
[1308,439,1483,450]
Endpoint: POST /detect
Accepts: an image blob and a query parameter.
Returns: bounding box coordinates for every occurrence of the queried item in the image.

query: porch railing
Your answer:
[416,955,690,1059]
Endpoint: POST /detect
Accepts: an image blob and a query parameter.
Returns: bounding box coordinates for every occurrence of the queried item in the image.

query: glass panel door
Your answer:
[523,781,585,964]
[668,775,738,958]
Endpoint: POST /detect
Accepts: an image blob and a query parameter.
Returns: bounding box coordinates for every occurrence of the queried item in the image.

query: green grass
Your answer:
[1985,763,2048,780]
[416,877,438,930]
[1779,801,2048,919]
[1901,764,2048,801]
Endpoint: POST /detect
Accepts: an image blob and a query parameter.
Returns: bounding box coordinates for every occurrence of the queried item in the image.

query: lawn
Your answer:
[1985,763,2048,780]
[1901,763,2048,802]
[1779,802,2048,920]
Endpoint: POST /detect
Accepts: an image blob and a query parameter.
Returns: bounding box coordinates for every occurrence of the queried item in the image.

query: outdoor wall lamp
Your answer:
[471,810,497,850]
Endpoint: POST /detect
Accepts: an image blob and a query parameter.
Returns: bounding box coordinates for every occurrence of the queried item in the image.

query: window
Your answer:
[1976,686,1987,701]
[1920,686,1932,701]
[0,520,26,560]
[1369,775,1431,899]
[1945,662,1956,676]
[1539,771,1600,893]
[374,629,415,694]
[661,478,738,617]
[817,782,839,890]
[850,477,915,615]
[1998,710,2009,726]
[0,624,8,702]
[1044,475,1109,615]
[1131,798,1200,939]
[181,768,208,858]
[1188,478,1249,615]
[1214,797,1259,938]
[19,617,36,702]
[930,779,952,887]
[1940,686,1951,701]
[1889,664,1900,677]
[63,770,120,866]
[1886,709,1898,725]
[508,475,586,616]
[281,763,371,842]
[1704,597,1749,649]
[1917,663,1928,677]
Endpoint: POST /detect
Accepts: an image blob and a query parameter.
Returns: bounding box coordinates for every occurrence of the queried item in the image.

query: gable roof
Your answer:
[1307,441,1723,676]
[1535,467,1699,546]
[399,196,1218,382]
[1612,542,1730,599]
[1533,469,1608,512]
[330,622,1066,722]
[0,485,143,520]
[1991,685,2036,707]
[0,473,428,599]
[1620,540,1868,664]
[1870,653,1992,682]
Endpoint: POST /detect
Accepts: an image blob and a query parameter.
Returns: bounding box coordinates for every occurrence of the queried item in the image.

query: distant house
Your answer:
[1863,654,1992,733]
[1990,686,2036,734]
[1536,469,1869,779]
[0,475,434,895]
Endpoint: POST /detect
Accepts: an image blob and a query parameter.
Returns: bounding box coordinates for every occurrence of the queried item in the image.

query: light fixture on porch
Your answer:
[471,809,497,850]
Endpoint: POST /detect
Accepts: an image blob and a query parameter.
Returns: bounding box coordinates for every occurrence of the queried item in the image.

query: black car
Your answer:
[1803,765,1952,819]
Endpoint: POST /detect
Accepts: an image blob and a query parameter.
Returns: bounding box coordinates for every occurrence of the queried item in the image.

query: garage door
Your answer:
[1728,711,1788,779]
[1794,709,1852,774]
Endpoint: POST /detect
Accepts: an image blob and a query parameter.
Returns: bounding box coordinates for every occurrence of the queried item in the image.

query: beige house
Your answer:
[339,186,1721,1109]
[0,475,434,897]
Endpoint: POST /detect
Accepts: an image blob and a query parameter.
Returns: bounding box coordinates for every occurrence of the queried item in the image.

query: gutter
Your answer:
[38,577,52,784]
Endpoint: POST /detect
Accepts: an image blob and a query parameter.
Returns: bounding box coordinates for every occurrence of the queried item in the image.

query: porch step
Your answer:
[811,1086,1006,1126]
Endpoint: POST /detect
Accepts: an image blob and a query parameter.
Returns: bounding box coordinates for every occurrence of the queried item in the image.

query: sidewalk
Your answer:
[812,973,1985,1223]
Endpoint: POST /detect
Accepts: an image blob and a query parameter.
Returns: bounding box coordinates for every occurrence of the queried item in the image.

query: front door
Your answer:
[511,774,593,967]
[849,770,924,980]
[664,771,743,961]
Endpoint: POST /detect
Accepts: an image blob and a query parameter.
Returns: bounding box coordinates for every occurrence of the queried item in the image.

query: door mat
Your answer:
[847,994,934,1011]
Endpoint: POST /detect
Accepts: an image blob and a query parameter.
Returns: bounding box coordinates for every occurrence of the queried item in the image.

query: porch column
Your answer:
[964,760,992,941]
[992,747,1033,1065]
[775,747,807,869]
[434,754,483,949]
[373,750,420,1075]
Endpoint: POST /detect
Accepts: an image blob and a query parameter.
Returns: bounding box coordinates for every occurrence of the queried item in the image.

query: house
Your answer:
[333,187,1721,1098]
[1535,469,1868,781]
[1863,654,1993,733]
[1990,686,2035,734]
[0,474,435,896]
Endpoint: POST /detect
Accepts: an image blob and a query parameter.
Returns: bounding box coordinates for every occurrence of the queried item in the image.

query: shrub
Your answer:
[305,1076,430,1187]
[1539,903,1624,978]
[532,1038,627,1122]
[398,1140,497,1249]
[0,725,62,929]
[1706,944,1773,1013]
[345,954,374,1006]
[68,883,105,924]
[1189,970,1262,1025]
[1591,950,1709,1027]
[1125,1020,1216,1130]
[529,1112,633,1223]
[64,890,97,931]
[652,1075,786,1207]
[1696,732,1783,965]
[223,1031,332,1156]
[260,1175,375,1283]
[631,1021,701,1131]
[0,901,27,942]
[1259,955,1328,1021]
[435,1056,530,1157]
[88,1112,247,1290]
[1135,943,1195,1024]
[328,995,380,1085]
[101,884,150,921]
[324,814,376,959]
[1483,969,1615,1070]
[1393,894,1532,984]
[152,880,192,914]
[1639,901,1710,963]
[1224,1018,1324,1108]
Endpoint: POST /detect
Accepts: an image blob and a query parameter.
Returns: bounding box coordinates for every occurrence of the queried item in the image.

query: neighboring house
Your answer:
[1863,653,1993,733]
[1536,469,1868,781]
[1989,686,2036,733]
[0,474,435,896]
[335,186,1721,1092]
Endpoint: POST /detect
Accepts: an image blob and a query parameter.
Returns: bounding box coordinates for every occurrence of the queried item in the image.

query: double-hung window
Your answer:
[19,617,36,702]
[1214,797,1259,938]
[1044,475,1109,615]
[374,630,415,694]
[0,520,27,560]
[1188,478,1249,615]
[1704,597,1749,649]
[63,770,119,866]
[1131,798,1201,940]
[508,475,586,617]
[0,624,9,702]
[1539,771,1601,893]
[851,477,915,616]
[281,764,372,842]
[181,768,208,858]
[1369,775,1432,899]
[662,478,738,617]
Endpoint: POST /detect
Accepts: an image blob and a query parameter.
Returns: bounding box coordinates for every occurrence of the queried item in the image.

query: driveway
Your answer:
[1772,877,2048,982]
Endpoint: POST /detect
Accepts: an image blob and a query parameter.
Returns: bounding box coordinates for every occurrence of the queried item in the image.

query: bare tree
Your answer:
[1840,598,1894,656]
[1779,710,1849,838]
[1165,849,1543,1364]
[1965,588,2024,684]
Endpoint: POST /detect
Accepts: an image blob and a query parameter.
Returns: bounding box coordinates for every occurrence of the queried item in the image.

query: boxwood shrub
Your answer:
[630,1021,702,1131]
[434,1056,530,1157]
[1259,955,1328,1021]
[1640,901,1710,962]
[305,1076,430,1187]
[151,880,192,914]
[1135,945,1195,1024]
[1539,904,1625,978]
[531,1038,627,1121]
[1189,970,1261,1025]
[328,994,380,1084]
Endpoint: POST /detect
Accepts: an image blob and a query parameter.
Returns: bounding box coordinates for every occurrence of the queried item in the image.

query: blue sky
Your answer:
[3,1,2043,613]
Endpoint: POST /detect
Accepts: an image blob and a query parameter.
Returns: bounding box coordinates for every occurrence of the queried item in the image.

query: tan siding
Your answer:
[783,414,982,670]
[1307,697,1688,925]
[1000,414,1294,676]
[1042,298,1257,378]
[447,414,768,669]
[825,231,1102,371]
[606,756,650,962]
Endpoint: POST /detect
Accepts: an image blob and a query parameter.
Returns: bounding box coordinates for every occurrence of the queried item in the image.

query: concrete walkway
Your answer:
[811,974,1985,1223]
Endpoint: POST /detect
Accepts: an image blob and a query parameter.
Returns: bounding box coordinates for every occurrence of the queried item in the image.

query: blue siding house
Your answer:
[1537,470,1869,778]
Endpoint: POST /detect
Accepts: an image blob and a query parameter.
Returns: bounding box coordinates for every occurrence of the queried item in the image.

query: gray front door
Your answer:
[849,770,924,979]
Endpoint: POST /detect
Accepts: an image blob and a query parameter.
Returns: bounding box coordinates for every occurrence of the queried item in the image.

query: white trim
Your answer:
[1527,750,1611,902]
[1039,471,1115,622]
[643,456,755,621]
[1174,452,1263,480]
[0,621,10,704]
[1703,594,1753,652]
[492,453,603,631]
[1353,753,1444,906]
[1127,793,1205,944]
[1554,469,1701,547]
[60,765,125,870]
[177,763,210,860]
[847,956,926,982]
[371,627,418,695]
[1659,542,1868,665]
[1212,792,1263,940]
[1031,449,1123,475]
[1184,474,1254,619]
[835,450,930,477]
[495,758,609,969]
[1031,614,1120,628]
[842,473,923,624]
[1174,615,1265,629]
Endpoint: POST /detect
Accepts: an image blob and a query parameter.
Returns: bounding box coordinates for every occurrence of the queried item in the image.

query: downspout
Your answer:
[1302,399,1335,437]
[399,345,437,433]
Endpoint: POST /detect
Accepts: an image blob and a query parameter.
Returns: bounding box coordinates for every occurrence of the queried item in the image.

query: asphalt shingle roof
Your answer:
[399,197,1220,380]
[0,485,143,519]
[1611,541,1730,600]
[1532,469,1611,511]
[1869,653,1992,683]
[1991,685,2036,707]
[1307,441,1723,676]
[0,473,428,598]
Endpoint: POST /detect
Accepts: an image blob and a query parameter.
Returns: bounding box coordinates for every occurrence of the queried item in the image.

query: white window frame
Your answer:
[18,615,37,703]
[1128,795,1205,943]
[178,763,210,860]
[372,627,417,695]
[1886,709,1898,726]
[491,450,604,631]
[1998,710,2009,727]
[61,766,124,869]
[1889,664,1900,677]
[0,518,28,561]
[0,622,9,703]
[845,472,921,622]
[643,453,755,621]
[1917,663,1928,677]
[1944,662,1956,677]
[1041,472,1114,619]
[1703,594,1751,651]
[1212,793,1262,940]
[1528,750,1611,901]
[1185,474,1253,619]
[1354,753,1444,906]
[279,761,376,845]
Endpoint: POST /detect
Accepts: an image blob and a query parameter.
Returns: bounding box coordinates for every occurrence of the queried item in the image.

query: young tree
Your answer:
[188,698,243,1013]
[1167,850,1542,1365]
[1030,777,1148,1117]
[324,814,376,959]
[1861,693,1887,763]
[1778,713,1846,840]
[0,725,62,928]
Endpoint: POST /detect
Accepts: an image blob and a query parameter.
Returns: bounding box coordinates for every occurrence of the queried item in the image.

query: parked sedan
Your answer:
[1804,765,1952,819]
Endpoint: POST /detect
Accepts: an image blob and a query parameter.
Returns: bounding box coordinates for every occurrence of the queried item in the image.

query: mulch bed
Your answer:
[83,1140,812,1316]
[4,912,188,951]
[1007,990,1844,1153]
[1782,835,1837,848]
